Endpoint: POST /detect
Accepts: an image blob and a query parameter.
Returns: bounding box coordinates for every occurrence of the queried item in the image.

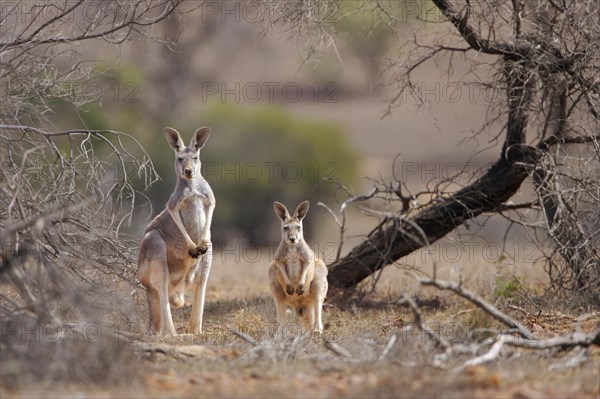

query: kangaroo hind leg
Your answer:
[138,233,177,335]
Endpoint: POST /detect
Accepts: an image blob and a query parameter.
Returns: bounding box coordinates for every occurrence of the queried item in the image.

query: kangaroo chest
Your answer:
[282,247,315,285]
[285,257,304,283]
[179,198,206,241]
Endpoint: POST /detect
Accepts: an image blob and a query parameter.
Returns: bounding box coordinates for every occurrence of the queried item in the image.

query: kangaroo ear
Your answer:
[294,201,310,221]
[191,127,211,151]
[163,127,185,152]
[273,201,290,221]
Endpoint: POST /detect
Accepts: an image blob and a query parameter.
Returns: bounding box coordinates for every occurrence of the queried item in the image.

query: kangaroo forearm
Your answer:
[276,263,293,286]
[299,265,309,284]
[200,204,215,242]
[168,208,196,248]
[298,249,314,284]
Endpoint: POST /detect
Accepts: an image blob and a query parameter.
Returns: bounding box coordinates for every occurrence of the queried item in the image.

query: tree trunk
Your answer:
[532,84,600,294]
[327,149,535,289]
[328,57,535,289]
[327,0,599,294]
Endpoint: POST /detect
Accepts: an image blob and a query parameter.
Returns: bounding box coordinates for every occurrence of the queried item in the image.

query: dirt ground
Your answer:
[3,250,598,399]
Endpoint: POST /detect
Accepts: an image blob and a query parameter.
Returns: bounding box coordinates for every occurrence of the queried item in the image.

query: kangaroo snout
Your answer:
[289,236,296,244]
[184,168,194,178]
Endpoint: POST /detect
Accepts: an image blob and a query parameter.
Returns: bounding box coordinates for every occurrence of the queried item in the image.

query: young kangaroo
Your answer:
[269,201,328,333]
[137,127,215,335]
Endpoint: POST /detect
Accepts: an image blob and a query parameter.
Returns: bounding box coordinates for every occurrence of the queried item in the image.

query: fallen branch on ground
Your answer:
[499,329,600,349]
[413,275,599,369]
[458,329,599,369]
[460,336,507,368]
[226,325,258,345]
[416,276,534,339]
[134,342,216,360]
[323,337,353,359]
[403,294,450,349]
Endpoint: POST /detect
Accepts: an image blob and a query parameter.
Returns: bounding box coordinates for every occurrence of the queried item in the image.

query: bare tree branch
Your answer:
[323,0,599,304]
[403,295,450,349]
[0,202,86,243]
[416,276,534,339]
[500,329,600,349]
[461,336,507,368]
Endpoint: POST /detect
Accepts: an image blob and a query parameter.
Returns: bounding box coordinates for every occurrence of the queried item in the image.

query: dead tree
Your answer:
[0,0,186,125]
[319,0,600,300]
[0,1,185,388]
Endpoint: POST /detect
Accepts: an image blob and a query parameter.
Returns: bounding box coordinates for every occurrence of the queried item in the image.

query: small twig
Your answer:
[226,325,258,346]
[460,336,506,368]
[376,334,398,363]
[549,347,589,370]
[317,201,345,262]
[403,294,449,349]
[576,312,600,324]
[510,274,543,315]
[458,329,599,369]
[0,202,89,242]
[417,276,534,339]
[495,201,538,212]
[319,185,381,262]
[538,134,600,152]
[322,337,353,359]
[317,202,342,228]
[499,329,600,349]
[360,206,430,248]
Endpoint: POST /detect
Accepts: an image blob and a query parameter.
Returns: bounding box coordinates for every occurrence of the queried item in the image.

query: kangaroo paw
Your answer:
[188,246,204,258]
[295,284,305,296]
[198,241,210,253]
[285,284,295,295]
[189,240,211,258]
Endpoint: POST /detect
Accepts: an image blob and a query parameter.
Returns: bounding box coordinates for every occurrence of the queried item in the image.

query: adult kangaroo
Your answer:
[138,127,215,335]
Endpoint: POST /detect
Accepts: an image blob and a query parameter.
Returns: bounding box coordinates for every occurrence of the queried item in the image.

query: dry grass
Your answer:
[2,248,599,399]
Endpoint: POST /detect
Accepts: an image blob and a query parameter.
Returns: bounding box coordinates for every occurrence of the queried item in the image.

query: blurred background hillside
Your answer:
[11,0,511,251]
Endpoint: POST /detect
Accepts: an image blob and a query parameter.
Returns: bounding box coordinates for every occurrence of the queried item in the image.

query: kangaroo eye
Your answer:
[283,226,289,231]
[193,157,199,161]
[177,157,183,162]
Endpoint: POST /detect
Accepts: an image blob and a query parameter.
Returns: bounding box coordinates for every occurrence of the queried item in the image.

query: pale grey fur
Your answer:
[138,127,215,335]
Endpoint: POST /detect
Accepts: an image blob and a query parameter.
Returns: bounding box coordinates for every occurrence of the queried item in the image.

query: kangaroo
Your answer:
[137,127,215,335]
[268,201,328,333]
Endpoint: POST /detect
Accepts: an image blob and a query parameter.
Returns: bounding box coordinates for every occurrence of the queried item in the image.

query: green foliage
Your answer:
[83,67,144,125]
[47,64,360,244]
[494,275,522,299]
[178,103,360,244]
[335,1,394,48]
